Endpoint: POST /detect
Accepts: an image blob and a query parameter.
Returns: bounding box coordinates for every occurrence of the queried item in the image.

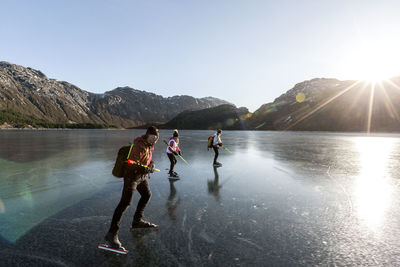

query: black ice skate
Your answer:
[130,219,159,230]
[213,162,222,167]
[168,172,180,180]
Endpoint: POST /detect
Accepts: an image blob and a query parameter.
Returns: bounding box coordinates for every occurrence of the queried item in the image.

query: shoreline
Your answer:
[2,126,400,137]
[0,128,123,130]
[0,122,121,130]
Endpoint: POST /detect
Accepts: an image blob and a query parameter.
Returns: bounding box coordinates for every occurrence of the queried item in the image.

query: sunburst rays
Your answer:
[380,81,400,123]
[366,82,376,133]
[285,80,363,130]
[281,78,400,132]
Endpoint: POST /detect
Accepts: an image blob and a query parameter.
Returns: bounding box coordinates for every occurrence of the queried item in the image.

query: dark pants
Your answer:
[108,175,152,234]
[167,153,177,173]
[213,145,219,164]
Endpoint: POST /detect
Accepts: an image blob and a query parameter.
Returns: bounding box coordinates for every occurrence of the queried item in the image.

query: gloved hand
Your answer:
[173,151,178,156]
[178,151,182,156]
[148,161,155,173]
[131,163,146,174]
[218,142,223,147]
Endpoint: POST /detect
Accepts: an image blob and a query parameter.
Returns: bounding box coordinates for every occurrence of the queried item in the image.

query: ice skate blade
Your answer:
[98,244,128,254]
[130,225,159,231]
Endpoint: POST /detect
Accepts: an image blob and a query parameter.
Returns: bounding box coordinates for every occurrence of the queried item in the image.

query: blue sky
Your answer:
[2,0,400,111]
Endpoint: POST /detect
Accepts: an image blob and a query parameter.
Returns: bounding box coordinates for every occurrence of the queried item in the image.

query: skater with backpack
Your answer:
[166,129,181,178]
[100,126,160,254]
[208,129,223,167]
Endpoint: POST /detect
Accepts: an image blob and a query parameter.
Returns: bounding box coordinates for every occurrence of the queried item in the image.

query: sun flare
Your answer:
[355,59,394,83]
[349,40,399,84]
[357,67,391,84]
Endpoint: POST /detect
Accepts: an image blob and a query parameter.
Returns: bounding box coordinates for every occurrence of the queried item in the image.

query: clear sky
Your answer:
[2,0,400,111]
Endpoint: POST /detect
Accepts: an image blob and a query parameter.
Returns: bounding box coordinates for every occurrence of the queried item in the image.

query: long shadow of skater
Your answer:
[208,166,222,201]
[166,179,181,224]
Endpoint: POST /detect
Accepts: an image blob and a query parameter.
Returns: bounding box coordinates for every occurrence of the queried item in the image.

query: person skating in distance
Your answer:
[212,129,223,167]
[103,126,159,252]
[166,129,181,178]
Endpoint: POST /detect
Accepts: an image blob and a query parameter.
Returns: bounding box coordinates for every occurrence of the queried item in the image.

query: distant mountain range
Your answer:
[0,62,229,128]
[2,61,400,132]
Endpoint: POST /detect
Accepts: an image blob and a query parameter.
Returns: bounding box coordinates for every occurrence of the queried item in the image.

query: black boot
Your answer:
[104,232,122,248]
[169,172,179,178]
[131,219,159,229]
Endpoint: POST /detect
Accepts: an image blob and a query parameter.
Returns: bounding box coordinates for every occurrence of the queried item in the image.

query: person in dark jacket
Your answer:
[104,126,159,250]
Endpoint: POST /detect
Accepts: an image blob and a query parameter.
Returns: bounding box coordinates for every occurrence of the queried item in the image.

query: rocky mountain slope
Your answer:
[247,77,400,132]
[0,62,229,128]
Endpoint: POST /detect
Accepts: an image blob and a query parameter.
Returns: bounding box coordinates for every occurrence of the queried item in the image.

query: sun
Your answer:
[360,71,389,84]
[353,51,397,84]
[356,64,393,84]
[342,39,400,84]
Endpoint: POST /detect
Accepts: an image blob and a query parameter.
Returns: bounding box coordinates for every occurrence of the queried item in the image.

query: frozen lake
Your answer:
[1,129,400,266]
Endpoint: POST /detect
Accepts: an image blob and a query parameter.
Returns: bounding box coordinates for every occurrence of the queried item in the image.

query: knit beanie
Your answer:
[146,126,159,136]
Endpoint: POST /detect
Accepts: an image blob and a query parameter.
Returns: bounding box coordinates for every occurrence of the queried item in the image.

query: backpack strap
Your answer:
[127,143,134,160]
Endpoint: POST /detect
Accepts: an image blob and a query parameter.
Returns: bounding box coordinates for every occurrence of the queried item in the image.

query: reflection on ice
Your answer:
[0,198,5,213]
[354,137,394,229]
[0,148,114,242]
[167,179,180,224]
[208,166,222,201]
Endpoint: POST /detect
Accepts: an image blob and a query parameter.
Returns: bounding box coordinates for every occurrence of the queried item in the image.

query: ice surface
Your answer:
[0,129,400,265]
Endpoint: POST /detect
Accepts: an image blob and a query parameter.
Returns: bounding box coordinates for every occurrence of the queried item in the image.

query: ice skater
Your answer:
[100,126,159,254]
[166,129,182,178]
[211,129,223,167]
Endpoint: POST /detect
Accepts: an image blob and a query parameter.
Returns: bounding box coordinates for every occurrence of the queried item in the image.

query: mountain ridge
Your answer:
[0,61,230,128]
[2,61,400,132]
